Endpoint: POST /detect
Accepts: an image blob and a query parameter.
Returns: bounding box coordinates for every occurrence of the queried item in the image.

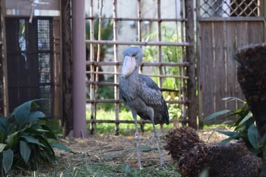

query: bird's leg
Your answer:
[132,111,143,169]
[149,109,165,167]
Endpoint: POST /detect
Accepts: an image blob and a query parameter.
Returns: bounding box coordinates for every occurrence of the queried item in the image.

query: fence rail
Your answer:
[83,0,195,135]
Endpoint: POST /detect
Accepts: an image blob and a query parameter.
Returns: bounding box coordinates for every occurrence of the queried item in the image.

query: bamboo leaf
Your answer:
[2,149,14,174]
[204,110,231,121]
[20,141,31,163]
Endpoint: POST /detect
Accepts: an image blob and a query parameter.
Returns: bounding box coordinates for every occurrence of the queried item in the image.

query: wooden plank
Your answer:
[5,0,60,16]
[225,22,238,119]
[212,22,226,114]
[198,22,214,123]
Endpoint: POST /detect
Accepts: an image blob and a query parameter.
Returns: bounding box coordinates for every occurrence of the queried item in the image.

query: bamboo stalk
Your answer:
[89,0,96,134]
[85,72,189,79]
[113,0,120,135]
[86,119,188,124]
[86,99,187,104]
[85,61,190,66]
[157,0,163,89]
[85,39,190,46]
[85,17,187,22]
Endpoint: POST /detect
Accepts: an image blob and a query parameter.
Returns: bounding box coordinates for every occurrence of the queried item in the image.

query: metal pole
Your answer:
[72,0,89,138]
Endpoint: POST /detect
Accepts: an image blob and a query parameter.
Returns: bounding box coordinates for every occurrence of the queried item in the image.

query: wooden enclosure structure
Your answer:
[0,0,61,118]
[0,0,265,136]
[197,0,266,125]
[81,0,196,135]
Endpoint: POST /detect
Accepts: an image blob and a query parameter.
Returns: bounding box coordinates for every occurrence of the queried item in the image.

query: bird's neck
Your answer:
[128,69,139,78]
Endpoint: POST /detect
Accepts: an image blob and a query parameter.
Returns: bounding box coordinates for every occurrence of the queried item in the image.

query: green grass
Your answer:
[86,108,175,135]
[53,163,179,177]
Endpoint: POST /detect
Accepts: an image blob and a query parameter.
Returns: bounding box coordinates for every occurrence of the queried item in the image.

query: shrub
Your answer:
[205,97,266,176]
[0,100,72,176]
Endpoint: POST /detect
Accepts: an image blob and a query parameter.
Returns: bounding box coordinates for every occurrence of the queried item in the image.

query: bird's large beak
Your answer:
[121,56,136,78]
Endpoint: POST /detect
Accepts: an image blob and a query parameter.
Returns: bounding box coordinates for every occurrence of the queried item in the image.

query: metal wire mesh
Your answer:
[37,19,54,116]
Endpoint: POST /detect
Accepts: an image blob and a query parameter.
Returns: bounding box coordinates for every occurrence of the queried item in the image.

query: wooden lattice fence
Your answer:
[82,0,196,134]
[197,0,265,126]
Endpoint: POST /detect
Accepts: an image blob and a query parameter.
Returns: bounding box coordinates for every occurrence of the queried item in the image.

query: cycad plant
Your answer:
[0,100,72,176]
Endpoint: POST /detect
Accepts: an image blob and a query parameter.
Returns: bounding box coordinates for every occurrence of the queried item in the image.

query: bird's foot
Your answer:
[138,165,143,169]
[160,163,166,169]
[135,132,139,139]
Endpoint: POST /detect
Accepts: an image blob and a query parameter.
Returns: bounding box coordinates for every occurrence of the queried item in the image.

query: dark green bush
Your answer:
[0,100,72,176]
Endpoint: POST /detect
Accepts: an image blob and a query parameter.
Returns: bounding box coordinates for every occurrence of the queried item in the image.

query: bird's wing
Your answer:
[138,75,164,106]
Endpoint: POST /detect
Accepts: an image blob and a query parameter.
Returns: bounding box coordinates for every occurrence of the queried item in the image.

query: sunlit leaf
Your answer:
[220,136,236,144]
[204,110,231,121]
[239,113,253,125]
[0,143,7,153]
[222,97,245,103]
[215,130,236,137]
[6,132,19,149]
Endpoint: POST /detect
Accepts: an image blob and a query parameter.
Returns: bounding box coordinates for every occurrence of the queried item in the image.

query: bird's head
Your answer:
[121,46,142,78]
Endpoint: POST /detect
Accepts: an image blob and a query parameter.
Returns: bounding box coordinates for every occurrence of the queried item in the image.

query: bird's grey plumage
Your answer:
[119,46,169,168]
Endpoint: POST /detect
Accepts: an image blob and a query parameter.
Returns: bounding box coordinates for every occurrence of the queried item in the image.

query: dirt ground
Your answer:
[51,128,229,172]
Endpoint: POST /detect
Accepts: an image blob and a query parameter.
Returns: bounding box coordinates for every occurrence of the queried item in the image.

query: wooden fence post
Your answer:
[185,1,197,129]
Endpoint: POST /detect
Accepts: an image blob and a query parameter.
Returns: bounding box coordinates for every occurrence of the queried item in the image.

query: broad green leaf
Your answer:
[239,113,253,125]
[12,100,45,129]
[20,141,31,163]
[21,136,45,147]
[126,145,157,152]
[41,124,58,140]
[24,127,43,136]
[51,143,73,153]
[0,143,7,153]
[248,124,260,150]
[222,97,245,103]
[204,110,231,121]
[13,101,32,128]
[2,149,14,174]
[220,136,236,144]
[0,131,4,143]
[38,136,55,157]
[0,117,8,130]
[215,130,236,137]
[28,111,45,122]
[6,132,19,149]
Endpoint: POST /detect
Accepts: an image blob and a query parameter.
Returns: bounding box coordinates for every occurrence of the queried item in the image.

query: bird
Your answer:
[119,46,169,168]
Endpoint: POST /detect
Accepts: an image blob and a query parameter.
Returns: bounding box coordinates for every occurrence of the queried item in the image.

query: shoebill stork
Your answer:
[119,46,169,168]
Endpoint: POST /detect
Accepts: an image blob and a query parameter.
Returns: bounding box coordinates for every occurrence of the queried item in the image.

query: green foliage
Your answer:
[204,97,261,153]
[205,97,266,176]
[142,26,183,120]
[0,100,72,176]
